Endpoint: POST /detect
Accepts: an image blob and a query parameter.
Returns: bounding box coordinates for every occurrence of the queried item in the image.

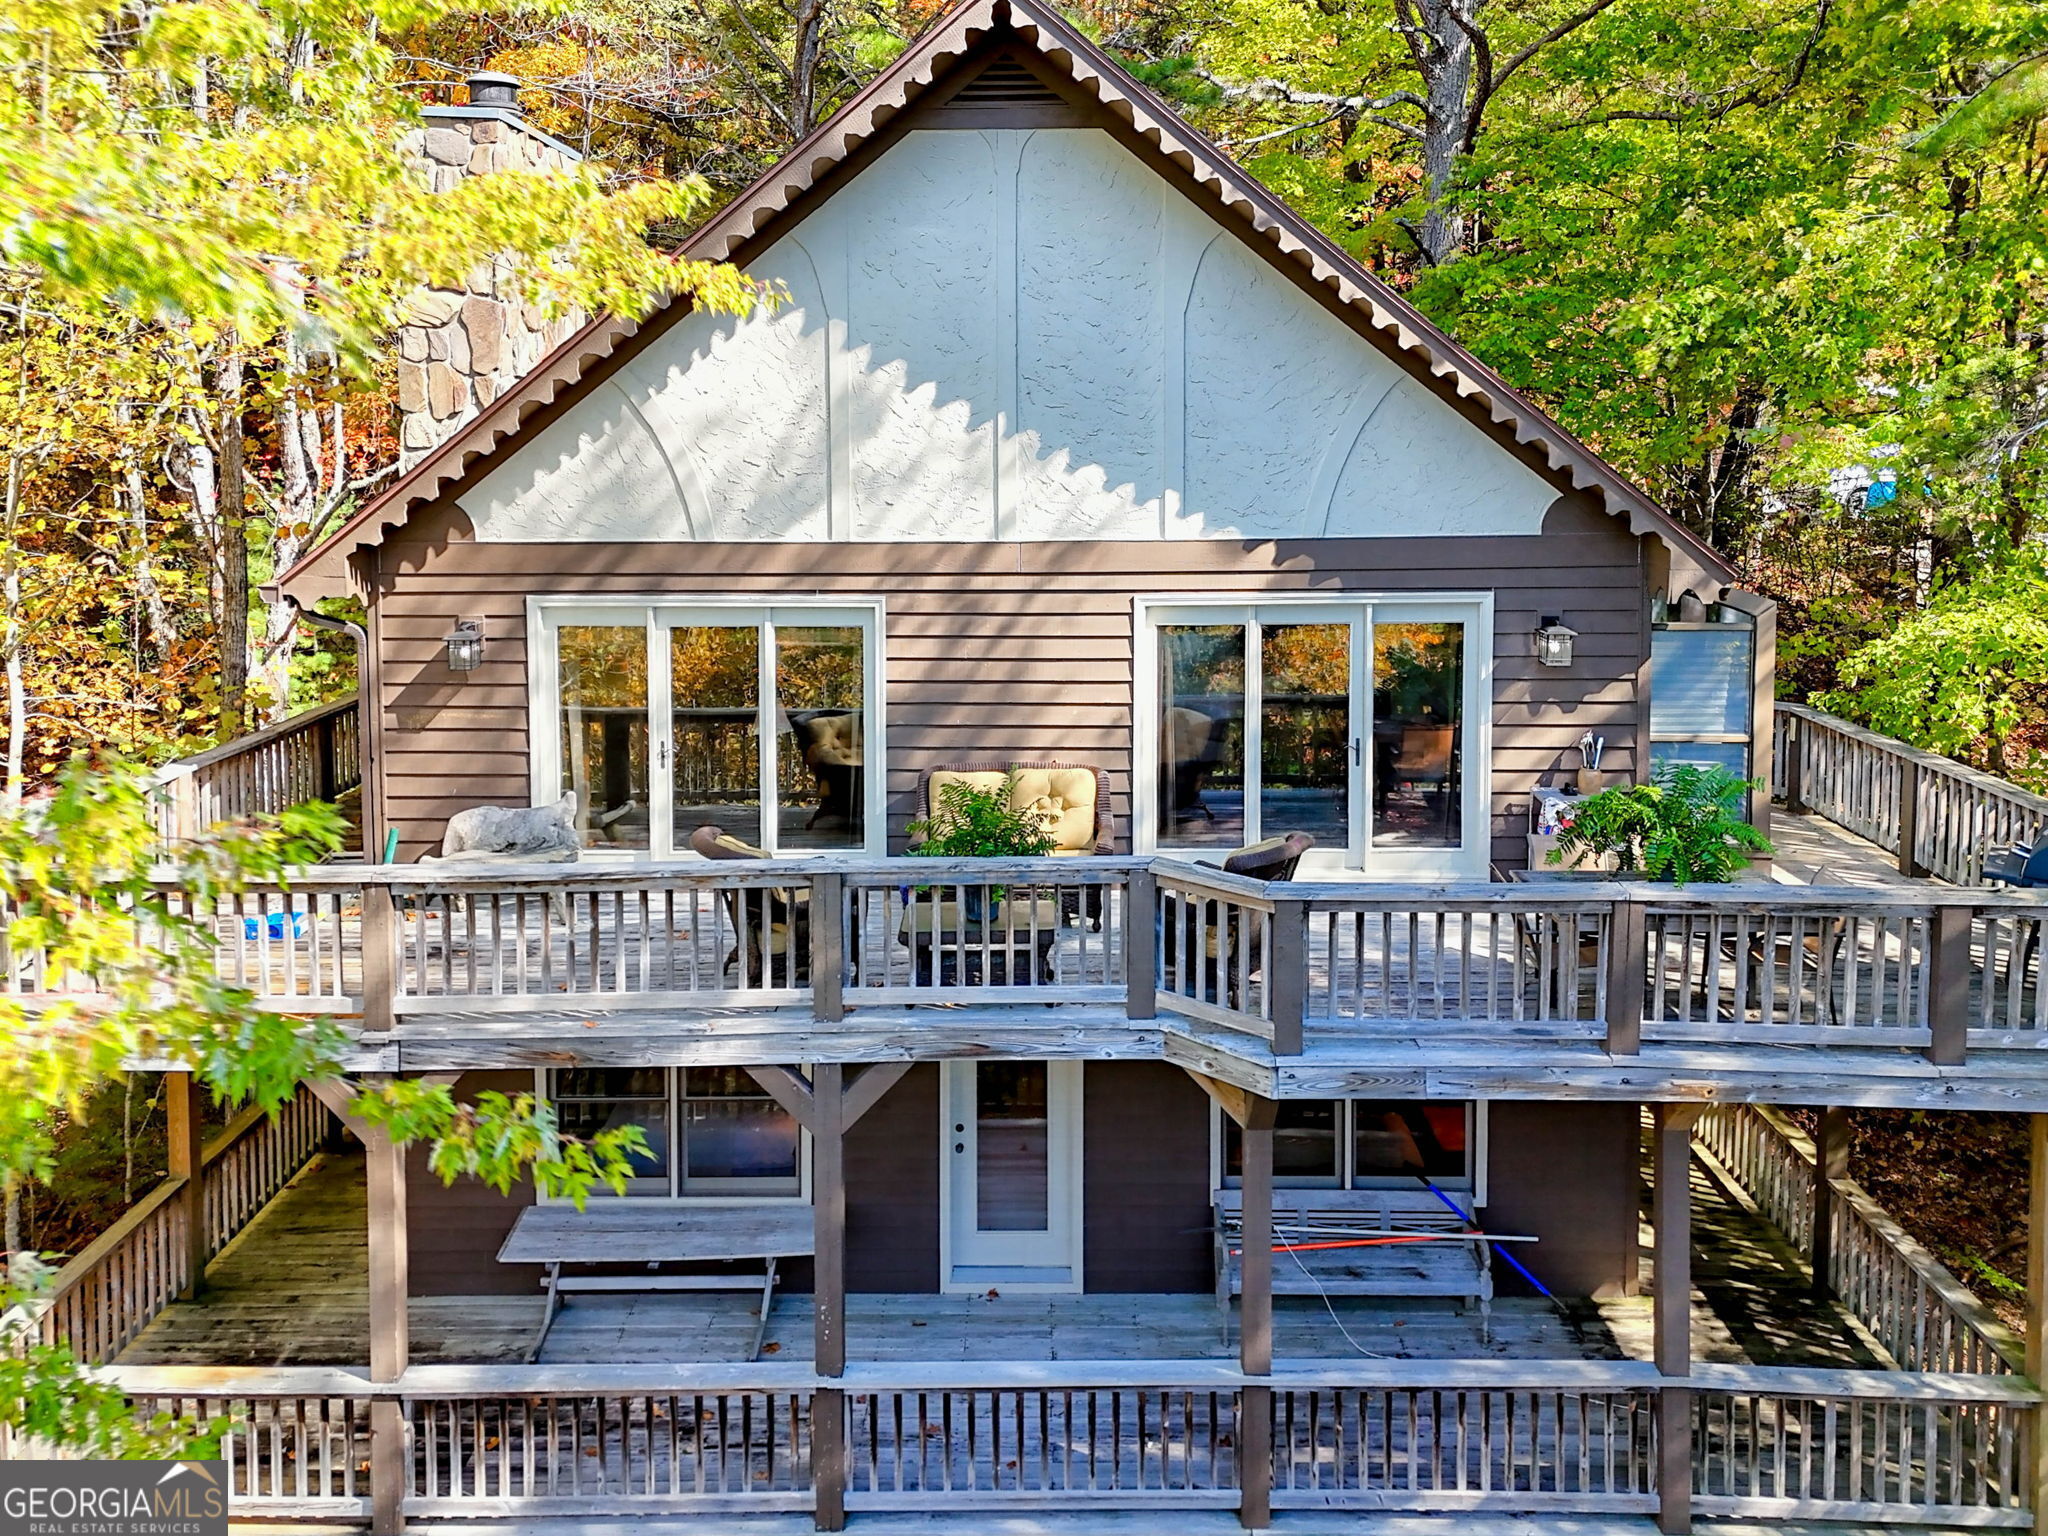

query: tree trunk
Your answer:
[217,346,250,738]
[789,0,829,137]
[1415,0,1481,265]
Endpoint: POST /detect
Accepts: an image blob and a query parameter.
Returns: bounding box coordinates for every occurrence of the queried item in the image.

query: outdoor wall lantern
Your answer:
[1533,615,1577,668]
[444,618,485,673]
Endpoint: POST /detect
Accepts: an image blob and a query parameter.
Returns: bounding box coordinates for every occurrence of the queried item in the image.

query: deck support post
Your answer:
[360,883,396,1033]
[1267,898,1307,1056]
[1239,1095,1279,1529]
[165,1070,208,1300]
[1897,758,1923,877]
[749,1061,909,1533]
[1781,712,1804,815]
[1604,899,1646,1055]
[307,1076,414,1535]
[1810,1106,1849,1297]
[367,1095,410,1536]
[2026,1113,2047,1535]
[1653,1103,1705,1536]
[1125,867,1157,1020]
[1926,902,1973,1067]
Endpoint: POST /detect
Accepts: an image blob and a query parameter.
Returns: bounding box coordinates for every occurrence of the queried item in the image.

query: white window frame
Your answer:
[534,1067,813,1207]
[1209,1099,1489,1205]
[1133,592,1494,880]
[528,595,887,859]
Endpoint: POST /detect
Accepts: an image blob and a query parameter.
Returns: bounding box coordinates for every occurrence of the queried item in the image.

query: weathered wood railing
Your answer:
[1697,1103,2025,1375]
[1775,701,2048,884]
[18,1086,334,1365]
[79,1360,2037,1527]
[10,861,2048,1063]
[152,695,361,851]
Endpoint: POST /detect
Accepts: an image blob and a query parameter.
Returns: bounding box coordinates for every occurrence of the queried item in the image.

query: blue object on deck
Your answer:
[1418,1176,1556,1301]
[242,911,306,941]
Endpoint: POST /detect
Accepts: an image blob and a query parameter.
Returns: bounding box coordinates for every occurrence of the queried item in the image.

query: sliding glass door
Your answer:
[1147,599,1487,877]
[535,601,880,856]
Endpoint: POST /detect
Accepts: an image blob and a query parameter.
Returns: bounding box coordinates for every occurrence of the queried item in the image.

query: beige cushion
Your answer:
[927,767,1097,854]
[1007,767,1097,854]
[804,711,862,769]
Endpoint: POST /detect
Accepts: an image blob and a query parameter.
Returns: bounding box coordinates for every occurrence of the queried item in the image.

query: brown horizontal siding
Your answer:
[372,499,1646,864]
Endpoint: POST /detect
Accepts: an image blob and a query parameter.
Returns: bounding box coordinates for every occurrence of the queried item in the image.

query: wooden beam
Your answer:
[1653,1102,1703,1536]
[748,1065,818,1134]
[1604,899,1645,1055]
[811,1061,848,1533]
[363,1074,409,1536]
[2027,1113,2047,1536]
[164,1071,208,1300]
[1181,1068,1277,1131]
[1238,1103,1276,1531]
[1926,903,1972,1067]
[1810,1106,1849,1297]
[840,1062,913,1129]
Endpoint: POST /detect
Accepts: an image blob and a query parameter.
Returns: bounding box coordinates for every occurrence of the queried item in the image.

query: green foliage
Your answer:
[1549,764,1772,885]
[1818,556,2048,781]
[907,776,1056,859]
[0,760,650,1453]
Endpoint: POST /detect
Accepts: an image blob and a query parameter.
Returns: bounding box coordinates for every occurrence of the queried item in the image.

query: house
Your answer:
[43,2,2048,1533]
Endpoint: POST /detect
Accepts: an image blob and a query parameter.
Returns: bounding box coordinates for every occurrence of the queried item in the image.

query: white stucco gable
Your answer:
[458,126,1563,544]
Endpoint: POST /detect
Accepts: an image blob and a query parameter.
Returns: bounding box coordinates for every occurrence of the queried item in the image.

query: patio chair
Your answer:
[1985,834,2048,992]
[687,824,811,986]
[1162,832,1315,1006]
[787,710,863,831]
[1162,707,1229,824]
[919,763,1112,928]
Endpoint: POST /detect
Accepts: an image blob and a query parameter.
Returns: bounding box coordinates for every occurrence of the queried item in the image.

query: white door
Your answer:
[940,1062,1082,1292]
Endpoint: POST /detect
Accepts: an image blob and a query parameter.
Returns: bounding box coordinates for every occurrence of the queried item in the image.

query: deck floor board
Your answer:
[117,1148,1873,1372]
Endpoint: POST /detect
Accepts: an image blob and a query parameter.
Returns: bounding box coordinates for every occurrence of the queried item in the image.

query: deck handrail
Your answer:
[1775,701,2048,884]
[79,1358,2039,1527]
[1697,1102,2025,1376]
[9,1086,334,1365]
[12,862,2048,1060]
[151,694,360,850]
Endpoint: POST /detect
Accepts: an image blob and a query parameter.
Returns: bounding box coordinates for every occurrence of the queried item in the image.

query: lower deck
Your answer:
[118,1147,1878,1372]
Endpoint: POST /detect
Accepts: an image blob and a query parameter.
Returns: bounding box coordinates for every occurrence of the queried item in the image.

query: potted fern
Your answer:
[1547,763,1772,886]
[907,774,1055,919]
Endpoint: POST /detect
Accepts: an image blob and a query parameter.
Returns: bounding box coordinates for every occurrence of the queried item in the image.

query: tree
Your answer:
[0,761,649,1451]
[1818,557,2048,784]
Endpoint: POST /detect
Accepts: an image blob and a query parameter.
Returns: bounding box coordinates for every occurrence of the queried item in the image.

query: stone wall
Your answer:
[397,95,585,466]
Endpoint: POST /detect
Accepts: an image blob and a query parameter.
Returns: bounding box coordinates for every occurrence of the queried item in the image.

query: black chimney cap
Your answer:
[467,71,522,113]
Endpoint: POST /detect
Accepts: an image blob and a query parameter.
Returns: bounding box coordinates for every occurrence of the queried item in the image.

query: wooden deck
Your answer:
[119,1148,1874,1373]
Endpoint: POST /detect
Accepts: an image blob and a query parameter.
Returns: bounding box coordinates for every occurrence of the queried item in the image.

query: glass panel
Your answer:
[1353,1101,1469,1185]
[777,625,866,850]
[1372,623,1464,850]
[1651,740,1750,776]
[976,1062,1050,1231]
[559,625,649,849]
[1262,623,1350,852]
[552,1069,670,1193]
[1159,624,1245,846]
[671,625,761,847]
[684,1066,774,1098]
[1650,629,1753,736]
[681,1101,800,1189]
[1225,1100,1341,1186]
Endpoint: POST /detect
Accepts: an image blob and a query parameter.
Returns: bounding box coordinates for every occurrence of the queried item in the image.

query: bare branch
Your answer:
[1190,67,1425,115]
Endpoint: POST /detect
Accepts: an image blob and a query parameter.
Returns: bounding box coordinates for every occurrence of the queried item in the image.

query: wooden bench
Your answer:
[498,1202,814,1363]
[1213,1188,1495,1340]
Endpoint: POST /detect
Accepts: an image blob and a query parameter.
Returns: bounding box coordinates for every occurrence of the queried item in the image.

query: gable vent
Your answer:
[948,60,1066,109]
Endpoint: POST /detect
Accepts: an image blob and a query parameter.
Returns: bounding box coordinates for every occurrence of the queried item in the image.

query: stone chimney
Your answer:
[397,73,586,466]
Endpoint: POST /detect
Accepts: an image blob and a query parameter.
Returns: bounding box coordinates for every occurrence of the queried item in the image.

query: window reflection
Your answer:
[777,626,865,850]
[559,626,650,848]
[1372,623,1464,850]
[670,625,760,845]
[1262,623,1350,853]
[1158,625,1245,846]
